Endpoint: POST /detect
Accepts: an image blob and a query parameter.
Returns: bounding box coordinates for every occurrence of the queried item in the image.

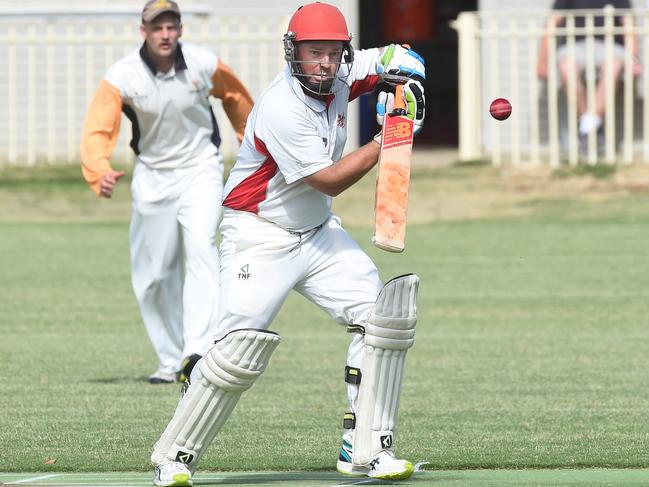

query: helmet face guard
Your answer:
[283,33,354,96]
[283,2,354,96]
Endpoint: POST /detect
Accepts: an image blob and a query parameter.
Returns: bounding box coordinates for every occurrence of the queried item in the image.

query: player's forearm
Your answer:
[538,14,562,69]
[621,17,638,58]
[211,62,254,143]
[304,141,380,197]
[80,80,122,195]
[538,35,549,65]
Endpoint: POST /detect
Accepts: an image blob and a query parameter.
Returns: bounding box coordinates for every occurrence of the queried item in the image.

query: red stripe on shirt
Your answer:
[349,75,380,102]
[222,136,278,213]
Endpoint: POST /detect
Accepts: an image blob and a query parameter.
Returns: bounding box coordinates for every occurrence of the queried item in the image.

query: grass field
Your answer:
[2,160,649,485]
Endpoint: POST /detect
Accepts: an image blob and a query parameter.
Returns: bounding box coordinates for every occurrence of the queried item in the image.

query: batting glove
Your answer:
[376,80,425,136]
[377,44,425,85]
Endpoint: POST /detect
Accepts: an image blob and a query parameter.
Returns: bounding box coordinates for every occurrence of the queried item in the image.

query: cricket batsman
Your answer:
[150,2,426,485]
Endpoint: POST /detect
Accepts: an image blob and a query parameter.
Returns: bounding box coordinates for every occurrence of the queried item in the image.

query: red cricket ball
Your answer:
[489,98,512,121]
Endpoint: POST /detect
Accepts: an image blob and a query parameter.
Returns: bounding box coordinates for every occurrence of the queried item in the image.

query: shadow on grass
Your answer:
[87,376,160,384]
[195,471,399,485]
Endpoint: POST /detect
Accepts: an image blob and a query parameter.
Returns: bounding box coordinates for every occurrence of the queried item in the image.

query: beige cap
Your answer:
[142,0,181,23]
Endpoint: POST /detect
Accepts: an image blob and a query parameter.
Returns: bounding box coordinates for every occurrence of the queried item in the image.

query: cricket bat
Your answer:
[372,84,414,253]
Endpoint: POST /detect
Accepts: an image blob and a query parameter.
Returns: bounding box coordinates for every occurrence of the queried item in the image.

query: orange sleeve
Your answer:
[210,61,254,144]
[80,80,122,196]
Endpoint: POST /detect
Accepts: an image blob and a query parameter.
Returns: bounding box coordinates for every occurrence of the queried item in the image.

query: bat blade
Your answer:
[372,86,414,253]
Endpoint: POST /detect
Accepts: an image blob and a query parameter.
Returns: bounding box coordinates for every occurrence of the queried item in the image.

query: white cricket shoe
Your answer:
[337,443,414,480]
[153,461,192,486]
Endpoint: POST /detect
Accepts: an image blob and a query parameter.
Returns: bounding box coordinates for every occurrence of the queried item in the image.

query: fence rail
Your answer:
[0,9,289,167]
[455,6,649,166]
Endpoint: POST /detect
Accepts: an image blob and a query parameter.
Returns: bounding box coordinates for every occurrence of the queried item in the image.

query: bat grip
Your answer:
[391,84,407,116]
[391,44,410,115]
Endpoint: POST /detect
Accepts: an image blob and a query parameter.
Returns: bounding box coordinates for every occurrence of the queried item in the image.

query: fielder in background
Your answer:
[537,0,639,145]
[80,0,253,384]
[150,2,425,485]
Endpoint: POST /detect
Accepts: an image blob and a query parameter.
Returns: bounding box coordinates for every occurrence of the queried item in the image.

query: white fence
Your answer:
[0,8,289,166]
[455,6,649,166]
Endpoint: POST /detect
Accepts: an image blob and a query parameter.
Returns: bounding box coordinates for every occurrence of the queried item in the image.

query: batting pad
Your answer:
[352,274,419,466]
[151,329,281,469]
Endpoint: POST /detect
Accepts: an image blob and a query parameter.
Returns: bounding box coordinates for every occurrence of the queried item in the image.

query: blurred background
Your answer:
[2,0,649,169]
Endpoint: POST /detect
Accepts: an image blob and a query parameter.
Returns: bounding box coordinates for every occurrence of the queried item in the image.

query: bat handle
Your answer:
[391,84,407,116]
[393,43,411,114]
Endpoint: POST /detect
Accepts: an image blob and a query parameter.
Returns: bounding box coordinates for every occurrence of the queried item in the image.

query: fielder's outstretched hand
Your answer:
[377,44,425,85]
[99,170,125,198]
[376,80,425,136]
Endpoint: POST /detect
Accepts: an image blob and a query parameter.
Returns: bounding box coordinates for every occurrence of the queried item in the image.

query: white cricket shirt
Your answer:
[105,42,221,170]
[222,48,381,233]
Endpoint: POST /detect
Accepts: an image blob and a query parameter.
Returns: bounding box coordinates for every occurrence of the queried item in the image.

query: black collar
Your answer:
[139,42,187,75]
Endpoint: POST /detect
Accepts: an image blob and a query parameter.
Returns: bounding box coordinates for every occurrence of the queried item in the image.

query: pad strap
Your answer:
[345,366,362,385]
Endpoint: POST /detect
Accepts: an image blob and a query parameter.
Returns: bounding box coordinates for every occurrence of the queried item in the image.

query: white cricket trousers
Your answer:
[130,156,223,374]
[217,209,382,410]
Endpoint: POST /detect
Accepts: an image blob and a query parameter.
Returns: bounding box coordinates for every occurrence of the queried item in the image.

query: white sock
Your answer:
[579,113,602,135]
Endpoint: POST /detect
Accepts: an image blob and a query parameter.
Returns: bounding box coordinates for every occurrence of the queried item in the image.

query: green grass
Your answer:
[2,162,649,477]
[4,469,649,486]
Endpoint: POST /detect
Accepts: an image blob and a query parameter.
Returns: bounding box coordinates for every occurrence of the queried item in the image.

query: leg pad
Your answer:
[351,274,419,466]
[151,329,281,469]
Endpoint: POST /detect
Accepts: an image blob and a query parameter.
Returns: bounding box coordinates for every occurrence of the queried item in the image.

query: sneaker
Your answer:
[148,369,178,384]
[336,444,414,480]
[178,354,201,383]
[153,461,192,486]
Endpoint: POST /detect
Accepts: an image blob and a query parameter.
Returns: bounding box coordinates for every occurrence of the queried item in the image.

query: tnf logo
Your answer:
[238,264,251,280]
[380,434,393,449]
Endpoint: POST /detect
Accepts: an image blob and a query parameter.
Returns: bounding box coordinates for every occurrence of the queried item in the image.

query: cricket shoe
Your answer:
[336,440,414,480]
[178,354,202,384]
[153,461,192,486]
[148,369,178,384]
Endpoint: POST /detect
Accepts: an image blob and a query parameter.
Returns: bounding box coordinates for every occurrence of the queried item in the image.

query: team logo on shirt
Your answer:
[322,137,328,147]
[337,113,346,128]
[238,264,251,280]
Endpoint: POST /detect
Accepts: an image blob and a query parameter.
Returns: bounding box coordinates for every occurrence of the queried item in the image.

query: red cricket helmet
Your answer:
[287,2,351,42]
[283,2,354,96]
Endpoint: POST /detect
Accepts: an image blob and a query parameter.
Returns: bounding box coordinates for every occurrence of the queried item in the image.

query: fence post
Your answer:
[529,19,541,166]
[509,18,521,166]
[566,15,579,166]
[640,11,649,164]
[8,24,17,164]
[585,14,598,164]
[603,4,616,164]
[455,12,482,162]
[622,12,634,165]
[547,17,560,168]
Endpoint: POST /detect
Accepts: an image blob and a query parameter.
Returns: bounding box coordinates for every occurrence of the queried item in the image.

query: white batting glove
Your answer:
[376,80,425,136]
[377,44,425,85]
